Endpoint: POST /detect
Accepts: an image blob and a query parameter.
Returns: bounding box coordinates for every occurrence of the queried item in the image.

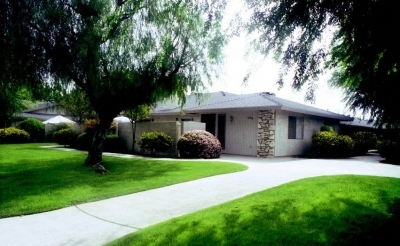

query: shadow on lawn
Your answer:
[0,157,183,216]
[129,196,400,246]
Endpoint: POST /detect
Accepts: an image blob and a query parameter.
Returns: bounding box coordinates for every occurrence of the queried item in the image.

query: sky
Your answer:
[205,0,352,116]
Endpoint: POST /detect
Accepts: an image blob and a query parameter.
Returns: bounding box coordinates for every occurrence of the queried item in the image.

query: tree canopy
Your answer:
[2,0,227,166]
[244,0,400,125]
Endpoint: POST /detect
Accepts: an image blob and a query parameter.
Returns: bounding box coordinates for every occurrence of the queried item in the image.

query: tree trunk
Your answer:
[84,124,109,167]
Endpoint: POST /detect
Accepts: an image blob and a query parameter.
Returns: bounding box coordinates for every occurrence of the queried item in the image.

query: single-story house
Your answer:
[150,91,353,157]
[12,102,70,125]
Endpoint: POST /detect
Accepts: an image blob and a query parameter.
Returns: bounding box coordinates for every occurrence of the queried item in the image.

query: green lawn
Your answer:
[0,143,246,218]
[108,175,400,246]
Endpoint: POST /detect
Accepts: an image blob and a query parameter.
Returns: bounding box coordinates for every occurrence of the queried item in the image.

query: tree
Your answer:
[243,0,400,126]
[54,86,96,125]
[3,0,227,169]
[0,87,30,128]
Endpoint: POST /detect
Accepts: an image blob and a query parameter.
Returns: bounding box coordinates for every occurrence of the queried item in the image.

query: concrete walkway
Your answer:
[1,153,400,246]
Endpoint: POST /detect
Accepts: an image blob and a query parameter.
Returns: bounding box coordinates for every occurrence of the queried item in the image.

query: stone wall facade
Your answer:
[257,110,276,157]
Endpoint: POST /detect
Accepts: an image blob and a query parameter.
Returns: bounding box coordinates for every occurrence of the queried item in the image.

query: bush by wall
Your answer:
[177,130,222,159]
[312,131,354,158]
[320,125,334,132]
[352,131,378,155]
[377,139,400,162]
[0,127,30,143]
[53,128,77,147]
[16,118,45,142]
[76,133,124,153]
[46,123,71,142]
[138,132,173,156]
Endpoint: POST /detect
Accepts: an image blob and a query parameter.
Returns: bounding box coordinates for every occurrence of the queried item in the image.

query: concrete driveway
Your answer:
[1,154,400,246]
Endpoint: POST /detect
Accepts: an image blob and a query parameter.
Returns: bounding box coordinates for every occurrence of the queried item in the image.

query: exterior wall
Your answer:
[134,121,181,157]
[257,110,276,158]
[224,111,258,156]
[117,122,134,153]
[275,110,332,156]
[182,121,205,133]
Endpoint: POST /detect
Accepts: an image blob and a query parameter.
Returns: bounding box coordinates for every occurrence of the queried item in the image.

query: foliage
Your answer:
[77,133,124,153]
[0,87,33,127]
[0,143,245,218]
[243,0,400,125]
[177,130,222,159]
[0,127,30,144]
[320,125,334,132]
[377,140,400,162]
[54,87,96,125]
[352,132,378,155]
[53,128,77,147]
[123,104,152,123]
[16,118,45,142]
[139,132,174,156]
[312,131,354,158]
[45,123,71,142]
[104,134,124,153]
[3,0,228,165]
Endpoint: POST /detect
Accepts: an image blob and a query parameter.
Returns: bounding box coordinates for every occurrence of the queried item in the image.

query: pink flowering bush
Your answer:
[177,130,222,159]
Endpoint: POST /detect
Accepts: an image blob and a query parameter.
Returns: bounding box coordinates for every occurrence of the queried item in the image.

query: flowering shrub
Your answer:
[177,130,221,159]
[312,131,354,158]
[139,132,173,156]
[0,127,30,143]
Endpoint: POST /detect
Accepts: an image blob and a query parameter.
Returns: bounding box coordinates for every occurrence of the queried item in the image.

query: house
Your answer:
[150,91,353,157]
[340,119,387,135]
[12,102,69,125]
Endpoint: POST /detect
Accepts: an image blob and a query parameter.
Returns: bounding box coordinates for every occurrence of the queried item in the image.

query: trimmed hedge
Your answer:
[177,130,222,159]
[0,127,30,143]
[16,118,45,142]
[320,125,334,132]
[138,132,173,156]
[312,131,354,158]
[53,128,77,147]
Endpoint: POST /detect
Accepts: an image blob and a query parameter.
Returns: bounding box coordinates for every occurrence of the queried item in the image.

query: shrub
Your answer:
[377,139,400,162]
[76,133,92,150]
[45,123,71,142]
[312,131,354,158]
[352,132,378,155]
[177,130,222,159]
[104,134,124,153]
[16,118,45,142]
[0,127,30,143]
[320,125,334,132]
[53,128,77,147]
[76,133,124,153]
[139,132,174,156]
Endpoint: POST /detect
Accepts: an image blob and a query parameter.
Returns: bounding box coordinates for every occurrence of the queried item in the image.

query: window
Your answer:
[288,116,304,139]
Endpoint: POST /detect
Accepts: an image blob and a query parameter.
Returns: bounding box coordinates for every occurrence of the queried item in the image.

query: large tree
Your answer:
[3,0,226,168]
[244,0,400,126]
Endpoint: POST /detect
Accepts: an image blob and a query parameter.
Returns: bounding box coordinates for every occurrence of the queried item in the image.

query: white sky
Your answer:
[206,0,352,116]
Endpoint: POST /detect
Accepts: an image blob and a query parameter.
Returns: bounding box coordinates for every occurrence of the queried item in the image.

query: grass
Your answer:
[0,143,246,218]
[108,175,400,246]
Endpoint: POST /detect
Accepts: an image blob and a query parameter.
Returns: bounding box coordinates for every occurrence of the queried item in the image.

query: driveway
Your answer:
[1,154,399,246]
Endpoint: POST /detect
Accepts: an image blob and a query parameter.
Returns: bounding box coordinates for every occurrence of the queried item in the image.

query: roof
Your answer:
[152,91,353,121]
[340,119,387,129]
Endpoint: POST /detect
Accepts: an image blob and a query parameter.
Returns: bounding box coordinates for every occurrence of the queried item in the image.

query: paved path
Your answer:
[1,153,400,246]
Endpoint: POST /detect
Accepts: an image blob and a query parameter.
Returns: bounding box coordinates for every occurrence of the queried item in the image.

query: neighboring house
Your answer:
[12,102,71,125]
[340,119,387,135]
[150,91,353,157]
